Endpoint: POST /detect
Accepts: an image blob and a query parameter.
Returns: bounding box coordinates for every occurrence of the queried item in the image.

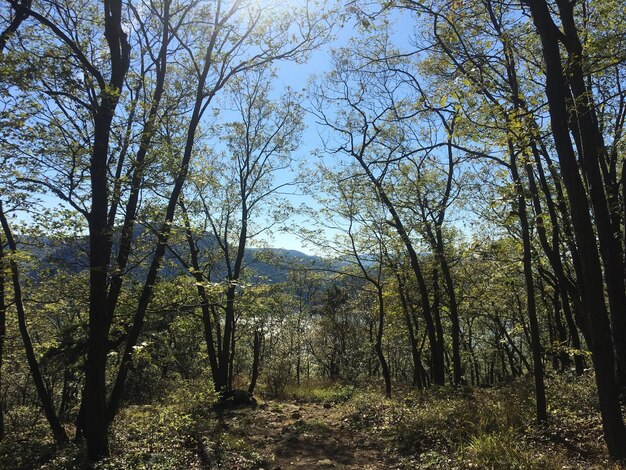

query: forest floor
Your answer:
[213,399,394,469]
[2,374,625,469]
[204,376,624,470]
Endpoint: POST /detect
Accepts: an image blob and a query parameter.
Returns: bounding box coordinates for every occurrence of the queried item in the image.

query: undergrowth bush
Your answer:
[346,390,391,430]
[463,429,563,469]
[262,357,293,397]
[279,381,355,403]
[94,405,201,469]
[166,376,218,419]
[216,433,266,469]
[0,434,56,470]
[0,406,57,469]
[41,379,219,470]
[390,390,478,454]
[2,372,615,469]
[344,375,609,468]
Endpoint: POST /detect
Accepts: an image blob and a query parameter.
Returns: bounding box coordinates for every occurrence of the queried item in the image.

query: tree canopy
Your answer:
[0,0,625,466]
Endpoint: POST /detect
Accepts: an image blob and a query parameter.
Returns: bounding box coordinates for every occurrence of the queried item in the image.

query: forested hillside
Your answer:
[0,0,625,468]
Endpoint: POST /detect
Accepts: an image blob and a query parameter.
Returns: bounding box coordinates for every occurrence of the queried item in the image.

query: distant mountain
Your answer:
[19,230,336,284]
[244,247,332,283]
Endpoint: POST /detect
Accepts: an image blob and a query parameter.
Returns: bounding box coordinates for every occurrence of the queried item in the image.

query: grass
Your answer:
[1,373,621,469]
[463,429,563,469]
[340,372,619,469]
[278,380,355,403]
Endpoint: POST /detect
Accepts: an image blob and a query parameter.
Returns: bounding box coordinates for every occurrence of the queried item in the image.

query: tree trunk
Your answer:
[431,268,446,384]
[554,0,626,390]
[214,285,236,396]
[106,49,208,421]
[509,144,547,422]
[0,203,68,446]
[375,289,392,398]
[80,1,130,460]
[248,329,262,395]
[179,202,221,387]
[552,289,571,371]
[525,0,626,457]
[397,274,425,389]
[437,251,462,385]
[0,0,32,53]
[0,236,6,440]
[354,155,444,385]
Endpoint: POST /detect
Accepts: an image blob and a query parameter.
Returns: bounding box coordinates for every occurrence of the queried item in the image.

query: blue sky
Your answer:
[258,7,417,256]
[8,3,417,258]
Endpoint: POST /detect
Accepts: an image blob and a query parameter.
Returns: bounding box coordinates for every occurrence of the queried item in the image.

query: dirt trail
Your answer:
[219,400,396,469]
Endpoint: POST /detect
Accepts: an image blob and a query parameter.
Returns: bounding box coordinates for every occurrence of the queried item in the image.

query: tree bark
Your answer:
[0,0,31,53]
[395,271,425,389]
[553,0,626,389]
[81,1,130,460]
[355,157,444,384]
[525,0,626,457]
[0,202,68,446]
[248,329,262,395]
[0,236,6,440]
[375,288,392,398]
[431,268,446,384]
[508,140,547,422]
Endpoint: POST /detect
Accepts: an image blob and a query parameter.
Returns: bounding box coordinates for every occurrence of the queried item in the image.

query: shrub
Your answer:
[91,402,211,469]
[389,390,479,454]
[283,381,355,403]
[165,377,218,419]
[262,358,293,397]
[463,430,564,470]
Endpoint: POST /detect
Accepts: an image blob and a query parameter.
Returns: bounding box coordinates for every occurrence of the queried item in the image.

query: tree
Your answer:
[386,0,625,455]
[0,201,68,445]
[0,233,5,440]
[173,67,304,395]
[1,0,331,460]
[523,0,626,457]
[311,33,447,385]
[326,170,394,396]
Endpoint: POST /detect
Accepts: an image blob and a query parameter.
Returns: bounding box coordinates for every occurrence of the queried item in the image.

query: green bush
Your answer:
[389,390,478,454]
[283,381,355,403]
[0,406,57,470]
[471,380,535,434]
[346,390,390,429]
[342,378,571,465]
[0,436,56,470]
[262,357,293,397]
[165,377,218,419]
[100,405,201,469]
[217,433,266,470]
[463,430,563,470]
